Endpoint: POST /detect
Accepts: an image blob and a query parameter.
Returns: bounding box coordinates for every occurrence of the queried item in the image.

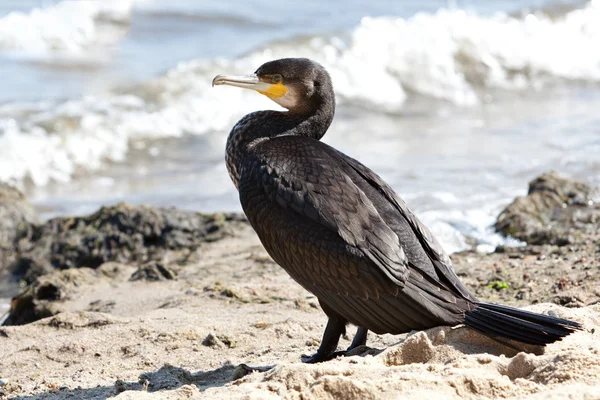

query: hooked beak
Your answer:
[212,74,287,98]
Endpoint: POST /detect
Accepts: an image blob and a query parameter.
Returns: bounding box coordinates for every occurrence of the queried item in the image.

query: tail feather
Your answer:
[465,302,582,346]
[465,310,549,344]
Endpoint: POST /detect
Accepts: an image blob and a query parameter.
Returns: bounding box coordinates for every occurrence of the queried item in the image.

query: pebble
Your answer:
[0,378,8,386]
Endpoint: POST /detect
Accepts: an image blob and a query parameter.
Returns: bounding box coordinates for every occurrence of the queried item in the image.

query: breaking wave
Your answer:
[1,1,600,186]
[0,0,133,59]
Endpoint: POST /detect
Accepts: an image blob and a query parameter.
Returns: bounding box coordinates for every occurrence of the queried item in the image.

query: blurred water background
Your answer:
[1,0,599,255]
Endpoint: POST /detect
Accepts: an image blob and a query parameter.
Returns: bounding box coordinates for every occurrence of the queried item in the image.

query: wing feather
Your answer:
[242,139,410,288]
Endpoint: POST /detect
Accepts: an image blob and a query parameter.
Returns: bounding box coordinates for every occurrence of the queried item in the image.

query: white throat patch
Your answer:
[271,85,300,110]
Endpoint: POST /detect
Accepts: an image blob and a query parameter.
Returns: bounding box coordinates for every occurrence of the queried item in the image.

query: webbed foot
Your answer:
[302,324,369,363]
[301,350,346,364]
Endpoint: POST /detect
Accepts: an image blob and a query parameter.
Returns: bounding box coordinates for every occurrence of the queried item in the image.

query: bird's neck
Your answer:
[225,107,334,189]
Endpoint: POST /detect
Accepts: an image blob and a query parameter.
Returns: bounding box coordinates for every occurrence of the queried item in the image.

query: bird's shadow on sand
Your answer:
[9,363,239,400]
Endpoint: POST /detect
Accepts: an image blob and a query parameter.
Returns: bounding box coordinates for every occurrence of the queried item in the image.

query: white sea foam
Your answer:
[0,0,133,59]
[417,203,525,255]
[2,2,600,187]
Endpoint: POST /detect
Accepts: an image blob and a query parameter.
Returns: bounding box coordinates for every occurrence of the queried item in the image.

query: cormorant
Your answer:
[212,58,581,363]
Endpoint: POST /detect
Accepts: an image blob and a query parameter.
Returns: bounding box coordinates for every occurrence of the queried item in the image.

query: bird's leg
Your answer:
[347,326,368,351]
[302,316,346,363]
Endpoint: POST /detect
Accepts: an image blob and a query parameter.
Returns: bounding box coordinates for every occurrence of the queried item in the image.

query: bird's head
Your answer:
[212,58,334,115]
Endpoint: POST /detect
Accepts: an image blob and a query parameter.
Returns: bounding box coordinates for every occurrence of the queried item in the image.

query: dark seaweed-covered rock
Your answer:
[14,202,247,283]
[495,172,599,245]
[3,263,132,325]
[3,201,247,325]
[3,268,99,326]
[0,183,40,280]
[3,263,134,326]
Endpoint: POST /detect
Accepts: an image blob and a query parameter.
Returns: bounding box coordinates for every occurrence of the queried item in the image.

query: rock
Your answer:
[129,262,177,281]
[4,263,140,326]
[0,183,40,280]
[495,171,599,245]
[3,268,100,326]
[202,333,237,348]
[13,202,247,283]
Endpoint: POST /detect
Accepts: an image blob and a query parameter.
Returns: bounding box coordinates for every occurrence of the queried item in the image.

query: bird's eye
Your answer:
[272,74,283,83]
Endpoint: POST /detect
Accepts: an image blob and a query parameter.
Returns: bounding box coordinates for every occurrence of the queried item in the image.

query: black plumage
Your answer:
[213,58,581,363]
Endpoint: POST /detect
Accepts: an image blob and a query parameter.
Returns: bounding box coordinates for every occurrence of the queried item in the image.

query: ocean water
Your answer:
[0,0,599,258]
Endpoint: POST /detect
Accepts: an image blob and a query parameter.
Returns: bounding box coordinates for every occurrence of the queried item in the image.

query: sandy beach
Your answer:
[0,172,598,399]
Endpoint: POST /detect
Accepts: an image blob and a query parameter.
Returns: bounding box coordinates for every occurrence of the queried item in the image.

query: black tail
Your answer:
[464,302,582,346]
